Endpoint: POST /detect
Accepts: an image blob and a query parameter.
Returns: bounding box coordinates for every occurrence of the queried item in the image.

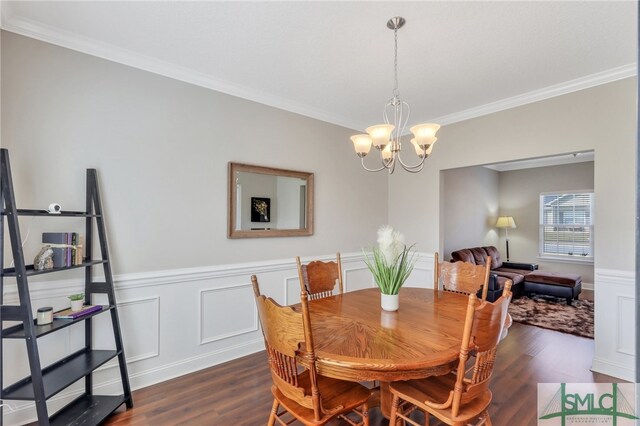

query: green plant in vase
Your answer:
[68,293,84,312]
[363,225,417,311]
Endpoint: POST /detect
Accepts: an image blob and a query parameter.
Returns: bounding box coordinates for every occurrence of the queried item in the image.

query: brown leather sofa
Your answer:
[450,246,538,300]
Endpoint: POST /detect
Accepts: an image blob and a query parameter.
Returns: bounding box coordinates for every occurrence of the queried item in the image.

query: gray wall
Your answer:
[498,161,594,283]
[388,77,635,272]
[442,166,499,260]
[0,31,388,274]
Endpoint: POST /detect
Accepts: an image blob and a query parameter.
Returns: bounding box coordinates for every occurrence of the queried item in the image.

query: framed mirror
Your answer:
[228,162,314,238]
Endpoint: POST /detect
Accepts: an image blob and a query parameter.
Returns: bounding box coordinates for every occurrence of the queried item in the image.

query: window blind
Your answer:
[539,192,594,258]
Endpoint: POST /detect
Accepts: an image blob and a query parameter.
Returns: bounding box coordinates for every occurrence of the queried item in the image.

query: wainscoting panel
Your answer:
[1,251,434,425]
[616,296,635,356]
[200,284,258,345]
[405,253,436,289]
[591,268,635,381]
[343,267,373,292]
[284,276,302,305]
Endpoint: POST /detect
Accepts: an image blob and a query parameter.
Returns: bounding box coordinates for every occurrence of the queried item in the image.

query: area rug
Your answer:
[508,295,594,339]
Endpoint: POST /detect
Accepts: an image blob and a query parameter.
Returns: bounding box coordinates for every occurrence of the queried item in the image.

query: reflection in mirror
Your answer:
[228,163,314,238]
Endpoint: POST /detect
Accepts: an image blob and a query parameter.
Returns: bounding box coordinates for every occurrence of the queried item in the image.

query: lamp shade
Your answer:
[411,138,437,157]
[410,123,440,148]
[350,134,373,157]
[366,124,394,149]
[381,144,393,162]
[496,216,516,229]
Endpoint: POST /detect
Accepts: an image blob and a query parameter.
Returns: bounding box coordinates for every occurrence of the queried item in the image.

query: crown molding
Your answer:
[1,9,636,131]
[0,13,367,131]
[431,63,637,126]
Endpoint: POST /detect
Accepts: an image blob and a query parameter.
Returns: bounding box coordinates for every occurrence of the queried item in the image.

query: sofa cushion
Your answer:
[492,270,525,285]
[524,271,582,288]
[451,248,476,264]
[470,247,489,266]
[482,246,503,269]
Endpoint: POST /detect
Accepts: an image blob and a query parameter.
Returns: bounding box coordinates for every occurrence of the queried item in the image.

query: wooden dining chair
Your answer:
[251,275,370,426]
[296,253,343,300]
[433,252,492,301]
[389,281,513,426]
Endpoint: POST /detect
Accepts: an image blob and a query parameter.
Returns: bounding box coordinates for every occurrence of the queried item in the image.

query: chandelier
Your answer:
[349,17,441,174]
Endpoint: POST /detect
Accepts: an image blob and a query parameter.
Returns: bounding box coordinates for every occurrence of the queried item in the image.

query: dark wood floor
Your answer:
[105,309,617,426]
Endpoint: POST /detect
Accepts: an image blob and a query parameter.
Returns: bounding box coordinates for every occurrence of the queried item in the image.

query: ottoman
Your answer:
[524,271,582,305]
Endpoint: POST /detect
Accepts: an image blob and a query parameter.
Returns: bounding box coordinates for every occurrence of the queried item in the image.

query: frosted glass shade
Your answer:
[496,216,517,229]
[410,123,440,148]
[350,134,373,157]
[411,138,437,157]
[366,124,394,149]
[381,144,393,162]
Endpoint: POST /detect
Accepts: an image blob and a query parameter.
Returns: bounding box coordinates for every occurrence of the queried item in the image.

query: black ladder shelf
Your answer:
[0,149,132,425]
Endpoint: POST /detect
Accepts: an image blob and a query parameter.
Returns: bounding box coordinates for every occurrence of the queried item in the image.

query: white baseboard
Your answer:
[591,357,635,382]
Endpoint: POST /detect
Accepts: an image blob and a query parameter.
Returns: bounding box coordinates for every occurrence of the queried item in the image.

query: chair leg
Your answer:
[267,398,279,426]
[390,394,409,426]
[362,402,369,426]
[482,410,492,426]
[389,394,400,425]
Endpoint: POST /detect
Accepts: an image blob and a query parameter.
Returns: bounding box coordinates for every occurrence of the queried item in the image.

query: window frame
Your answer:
[538,190,594,264]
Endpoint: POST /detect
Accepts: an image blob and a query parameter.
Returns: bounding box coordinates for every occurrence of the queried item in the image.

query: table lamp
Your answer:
[496,216,517,261]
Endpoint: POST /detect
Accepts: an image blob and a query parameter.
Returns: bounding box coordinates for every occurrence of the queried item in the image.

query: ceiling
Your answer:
[1,1,636,131]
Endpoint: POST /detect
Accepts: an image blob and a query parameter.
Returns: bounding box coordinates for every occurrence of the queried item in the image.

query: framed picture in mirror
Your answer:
[228,162,314,238]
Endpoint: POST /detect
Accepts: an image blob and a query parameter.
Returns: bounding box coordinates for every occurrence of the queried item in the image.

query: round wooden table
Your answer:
[305,287,472,417]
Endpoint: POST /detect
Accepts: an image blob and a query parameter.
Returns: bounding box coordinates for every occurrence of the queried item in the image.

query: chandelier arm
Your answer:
[402,162,426,173]
[388,157,397,174]
[360,156,390,173]
[395,150,428,171]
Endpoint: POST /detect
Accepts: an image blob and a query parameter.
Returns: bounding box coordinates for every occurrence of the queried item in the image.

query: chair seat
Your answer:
[390,373,492,424]
[273,373,370,425]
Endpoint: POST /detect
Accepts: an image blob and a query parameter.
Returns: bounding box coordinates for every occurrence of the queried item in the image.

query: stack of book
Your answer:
[42,232,84,267]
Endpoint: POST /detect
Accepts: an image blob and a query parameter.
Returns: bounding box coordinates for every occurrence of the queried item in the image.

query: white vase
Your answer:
[70,299,83,312]
[381,293,399,311]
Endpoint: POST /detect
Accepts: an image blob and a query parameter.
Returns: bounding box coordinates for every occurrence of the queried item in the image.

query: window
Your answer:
[539,191,594,261]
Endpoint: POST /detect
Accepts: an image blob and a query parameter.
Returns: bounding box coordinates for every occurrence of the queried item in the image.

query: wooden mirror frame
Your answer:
[227,162,314,238]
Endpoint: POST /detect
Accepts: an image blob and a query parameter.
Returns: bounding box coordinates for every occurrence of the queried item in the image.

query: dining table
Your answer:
[302,287,507,418]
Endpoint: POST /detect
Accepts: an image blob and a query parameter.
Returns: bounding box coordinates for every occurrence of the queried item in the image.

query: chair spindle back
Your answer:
[451,281,512,417]
[251,275,323,420]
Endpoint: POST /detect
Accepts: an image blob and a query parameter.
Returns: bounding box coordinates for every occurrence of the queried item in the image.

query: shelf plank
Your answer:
[1,209,100,217]
[49,394,127,426]
[2,306,113,339]
[2,349,119,401]
[1,260,107,277]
